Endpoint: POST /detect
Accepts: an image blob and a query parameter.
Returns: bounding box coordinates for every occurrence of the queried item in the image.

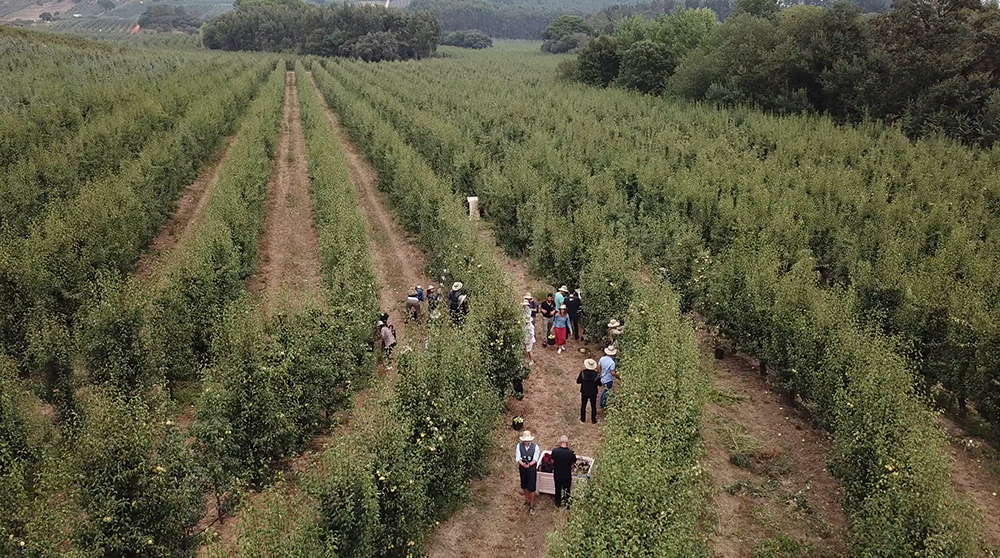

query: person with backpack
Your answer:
[515,430,541,515]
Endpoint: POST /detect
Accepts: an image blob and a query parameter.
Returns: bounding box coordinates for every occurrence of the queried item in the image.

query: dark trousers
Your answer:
[554,476,572,507]
[569,314,581,340]
[581,393,597,423]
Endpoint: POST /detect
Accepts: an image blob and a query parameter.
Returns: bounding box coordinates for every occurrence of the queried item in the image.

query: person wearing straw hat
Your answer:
[553,304,573,353]
[524,293,538,325]
[515,430,541,515]
[555,285,569,310]
[551,435,576,508]
[577,358,600,423]
[448,281,464,312]
[599,346,618,408]
[524,315,536,366]
[606,319,623,349]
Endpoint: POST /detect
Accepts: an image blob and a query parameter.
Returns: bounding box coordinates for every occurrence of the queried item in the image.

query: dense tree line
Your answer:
[569,0,1000,147]
[540,14,596,52]
[203,0,440,61]
[407,0,559,39]
[138,5,202,33]
[441,29,494,47]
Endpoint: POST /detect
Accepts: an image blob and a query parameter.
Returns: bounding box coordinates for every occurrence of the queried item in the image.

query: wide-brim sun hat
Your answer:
[519,430,535,441]
[559,304,567,310]
[607,319,621,328]
[604,346,618,356]
[521,299,530,306]
[584,358,598,370]
[452,282,463,291]
[427,285,435,291]
[524,293,533,299]
[558,285,569,292]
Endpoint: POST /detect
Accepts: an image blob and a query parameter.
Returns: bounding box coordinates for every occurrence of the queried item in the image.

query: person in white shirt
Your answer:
[515,430,541,515]
[524,315,536,366]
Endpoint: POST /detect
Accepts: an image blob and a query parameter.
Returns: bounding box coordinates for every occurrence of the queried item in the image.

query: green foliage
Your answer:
[578,236,641,342]
[575,35,622,86]
[203,3,440,60]
[541,15,595,53]
[732,0,778,19]
[441,29,494,48]
[138,5,202,33]
[552,282,708,557]
[618,39,675,93]
[24,389,205,557]
[324,44,992,554]
[0,359,43,555]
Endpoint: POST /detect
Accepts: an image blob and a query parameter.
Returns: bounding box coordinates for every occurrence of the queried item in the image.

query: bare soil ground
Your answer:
[248,71,325,316]
[425,229,605,558]
[135,137,234,280]
[697,323,848,558]
[940,417,1000,549]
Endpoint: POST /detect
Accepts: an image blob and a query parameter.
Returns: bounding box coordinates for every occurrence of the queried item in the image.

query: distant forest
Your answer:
[408,0,892,39]
[203,0,440,60]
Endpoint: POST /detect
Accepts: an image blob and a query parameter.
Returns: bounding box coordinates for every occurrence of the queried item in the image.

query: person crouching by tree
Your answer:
[553,305,572,354]
[551,435,576,508]
[405,289,421,323]
[378,319,396,370]
[516,430,541,515]
[577,358,600,424]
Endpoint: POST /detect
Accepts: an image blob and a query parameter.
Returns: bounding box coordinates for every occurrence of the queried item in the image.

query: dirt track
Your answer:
[248,71,324,316]
[306,72,429,342]
[135,137,233,280]
[697,326,848,557]
[942,418,1000,548]
[424,232,605,558]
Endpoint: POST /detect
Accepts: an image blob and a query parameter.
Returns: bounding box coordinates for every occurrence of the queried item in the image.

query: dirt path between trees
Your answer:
[941,418,1000,548]
[134,137,233,280]
[697,323,848,557]
[425,229,605,558]
[306,72,429,342]
[248,71,324,316]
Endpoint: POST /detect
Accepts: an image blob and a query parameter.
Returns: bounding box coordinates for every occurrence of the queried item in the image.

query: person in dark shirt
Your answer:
[577,358,600,424]
[551,435,577,508]
[539,294,556,347]
[565,289,582,340]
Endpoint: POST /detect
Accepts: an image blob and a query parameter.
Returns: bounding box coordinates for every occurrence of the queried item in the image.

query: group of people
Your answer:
[516,430,577,514]
[378,281,472,368]
[405,281,467,323]
[521,286,583,355]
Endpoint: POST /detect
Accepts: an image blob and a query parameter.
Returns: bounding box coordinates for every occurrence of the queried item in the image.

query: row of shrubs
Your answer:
[553,275,709,556]
[0,57,247,239]
[0,62,285,558]
[211,61,525,557]
[0,57,273,411]
[327,58,988,556]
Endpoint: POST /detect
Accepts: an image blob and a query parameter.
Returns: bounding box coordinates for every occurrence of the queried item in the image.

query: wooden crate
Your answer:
[535,451,595,495]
